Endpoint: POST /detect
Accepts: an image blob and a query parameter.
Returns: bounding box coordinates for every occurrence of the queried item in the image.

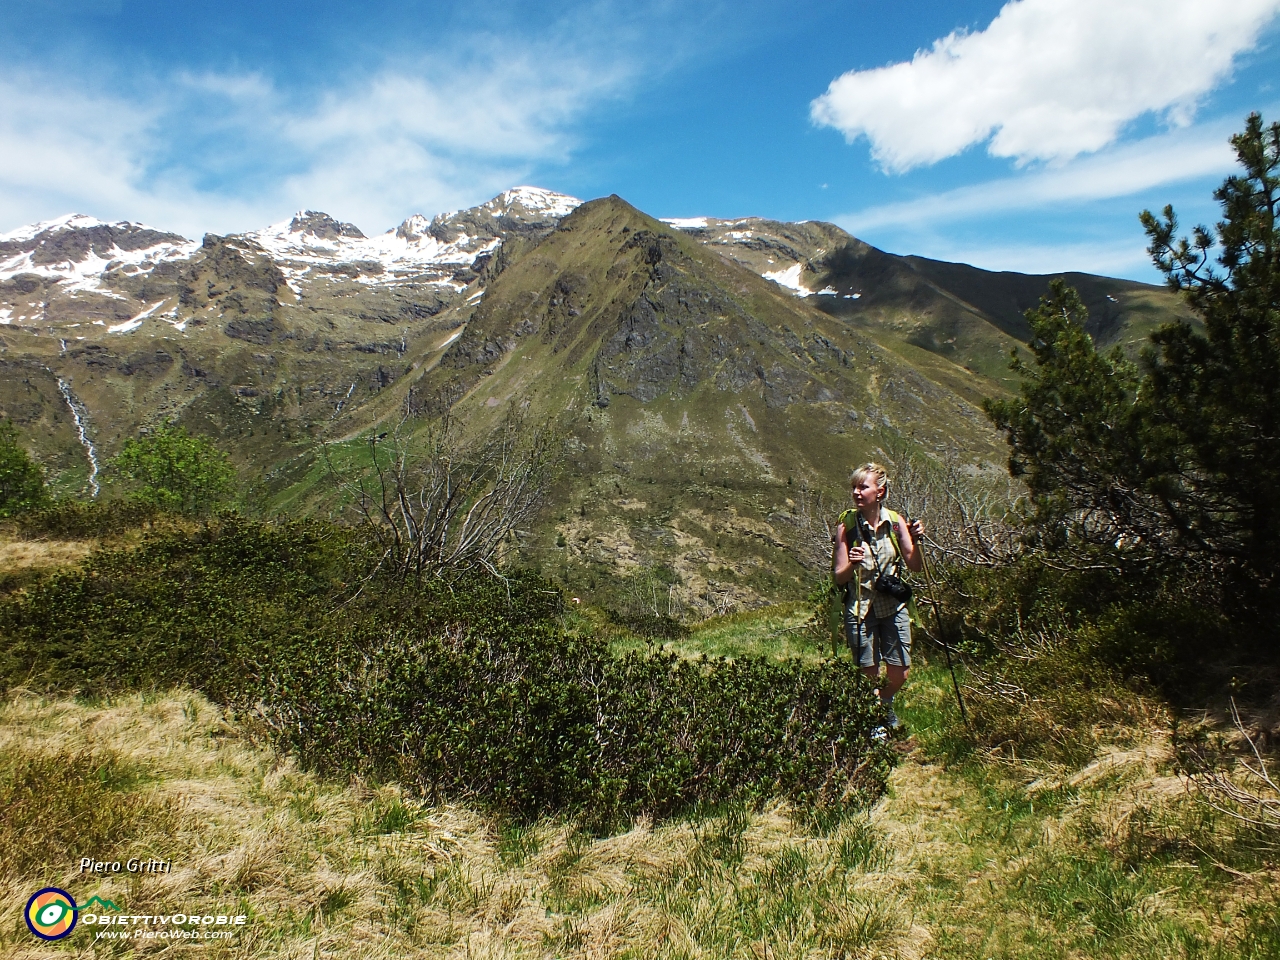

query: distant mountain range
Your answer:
[0,189,1192,612]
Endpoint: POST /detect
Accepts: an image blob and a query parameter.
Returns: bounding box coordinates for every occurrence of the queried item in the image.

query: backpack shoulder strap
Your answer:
[884,509,905,567]
[837,508,858,542]
[833,508,859,602]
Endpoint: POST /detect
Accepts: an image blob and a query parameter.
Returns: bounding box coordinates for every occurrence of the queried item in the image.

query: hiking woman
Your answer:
[832,463,924,730]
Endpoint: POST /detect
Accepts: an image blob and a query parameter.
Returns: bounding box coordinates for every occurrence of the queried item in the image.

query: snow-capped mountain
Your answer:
[0,215,197,307]
[0,187,582,331]
[245,187,582,296]
[1,191,866,338]
[660,215,853,298]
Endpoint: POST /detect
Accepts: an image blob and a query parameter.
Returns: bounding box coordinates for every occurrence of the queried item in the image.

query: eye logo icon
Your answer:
[25,888,78,940]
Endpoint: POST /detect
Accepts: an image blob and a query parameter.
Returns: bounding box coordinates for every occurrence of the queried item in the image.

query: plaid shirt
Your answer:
[845,507,905,619]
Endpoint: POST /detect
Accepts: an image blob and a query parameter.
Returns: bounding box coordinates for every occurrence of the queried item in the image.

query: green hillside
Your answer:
[680,217,1194,385]
[395,196,1001,613]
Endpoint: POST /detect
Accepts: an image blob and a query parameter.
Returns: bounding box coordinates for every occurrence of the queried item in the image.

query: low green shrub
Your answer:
[591,651,890,823]
[256,575,891,827]
[16,498,163,540]
[0,518,893,826]
[0,515,350,699]
[603,609,690,640]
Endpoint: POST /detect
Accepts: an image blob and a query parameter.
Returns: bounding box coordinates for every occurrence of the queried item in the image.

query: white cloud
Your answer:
[0,76,151,220]
[272,53,619,230]
[841,118,1242,234]
[0,74,263,237]
[0,36,631,237]
[812,0,1280,171]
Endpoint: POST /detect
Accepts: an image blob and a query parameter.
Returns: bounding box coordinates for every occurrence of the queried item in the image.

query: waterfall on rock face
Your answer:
[57,377,99,497]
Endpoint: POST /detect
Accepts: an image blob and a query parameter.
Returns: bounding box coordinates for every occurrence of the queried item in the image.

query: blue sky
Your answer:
[3,0,1278,281]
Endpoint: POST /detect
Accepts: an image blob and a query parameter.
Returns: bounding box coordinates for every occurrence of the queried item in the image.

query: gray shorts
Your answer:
[845,604,912,668]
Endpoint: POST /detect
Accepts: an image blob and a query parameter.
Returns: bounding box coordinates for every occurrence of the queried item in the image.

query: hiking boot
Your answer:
[871,725,889,743]
[881,701,901,730]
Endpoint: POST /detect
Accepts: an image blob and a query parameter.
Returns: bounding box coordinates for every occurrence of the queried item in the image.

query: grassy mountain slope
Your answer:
[682,218,1195,387]
[386,196,1000,613]
[813,244,1195,382]
[0,192,1193,612]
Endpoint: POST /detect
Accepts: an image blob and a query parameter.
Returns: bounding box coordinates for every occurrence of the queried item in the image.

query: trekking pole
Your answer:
[855,562,863,667]
[917,546,969,728]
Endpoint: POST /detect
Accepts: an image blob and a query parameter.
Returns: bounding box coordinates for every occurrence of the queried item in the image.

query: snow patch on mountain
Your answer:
[109,300,168,334]
[763,263,812,296]
[247,188,580,293]
[248,212,495,292]
[661,217,709,229]
[0,213,198,296]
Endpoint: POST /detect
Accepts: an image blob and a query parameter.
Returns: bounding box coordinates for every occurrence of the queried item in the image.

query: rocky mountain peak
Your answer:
[394,214,432,242]
[426,186,582,245]
[0,214,190,264]
[287,211,366,241]
[485,186,582,218]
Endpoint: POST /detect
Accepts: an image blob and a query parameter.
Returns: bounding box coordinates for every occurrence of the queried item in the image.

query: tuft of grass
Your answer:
[496,820,544,868]
[355,793,422,836]
[616,602,823,663]
[0,746,179,878]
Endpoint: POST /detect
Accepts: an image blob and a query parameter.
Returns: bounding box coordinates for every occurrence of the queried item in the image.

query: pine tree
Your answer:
[986,113,1280,643]
[983,280,1150,556]
[1140,112,1280,615]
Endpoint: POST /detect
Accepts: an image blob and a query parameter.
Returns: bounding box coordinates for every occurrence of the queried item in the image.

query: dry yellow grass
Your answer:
[0,536,93,578]
[1,687,1274,959]
[0,692,922,959]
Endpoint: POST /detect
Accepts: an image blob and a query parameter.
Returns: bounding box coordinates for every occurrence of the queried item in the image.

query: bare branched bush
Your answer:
[328,407,560,580]
[620,565,683,620]
[1183,700,1280,848]
[774,444,1024,585]
[883,440,1025,568]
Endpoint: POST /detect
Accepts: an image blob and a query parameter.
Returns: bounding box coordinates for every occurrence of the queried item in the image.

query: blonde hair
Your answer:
[850,462,889,503]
